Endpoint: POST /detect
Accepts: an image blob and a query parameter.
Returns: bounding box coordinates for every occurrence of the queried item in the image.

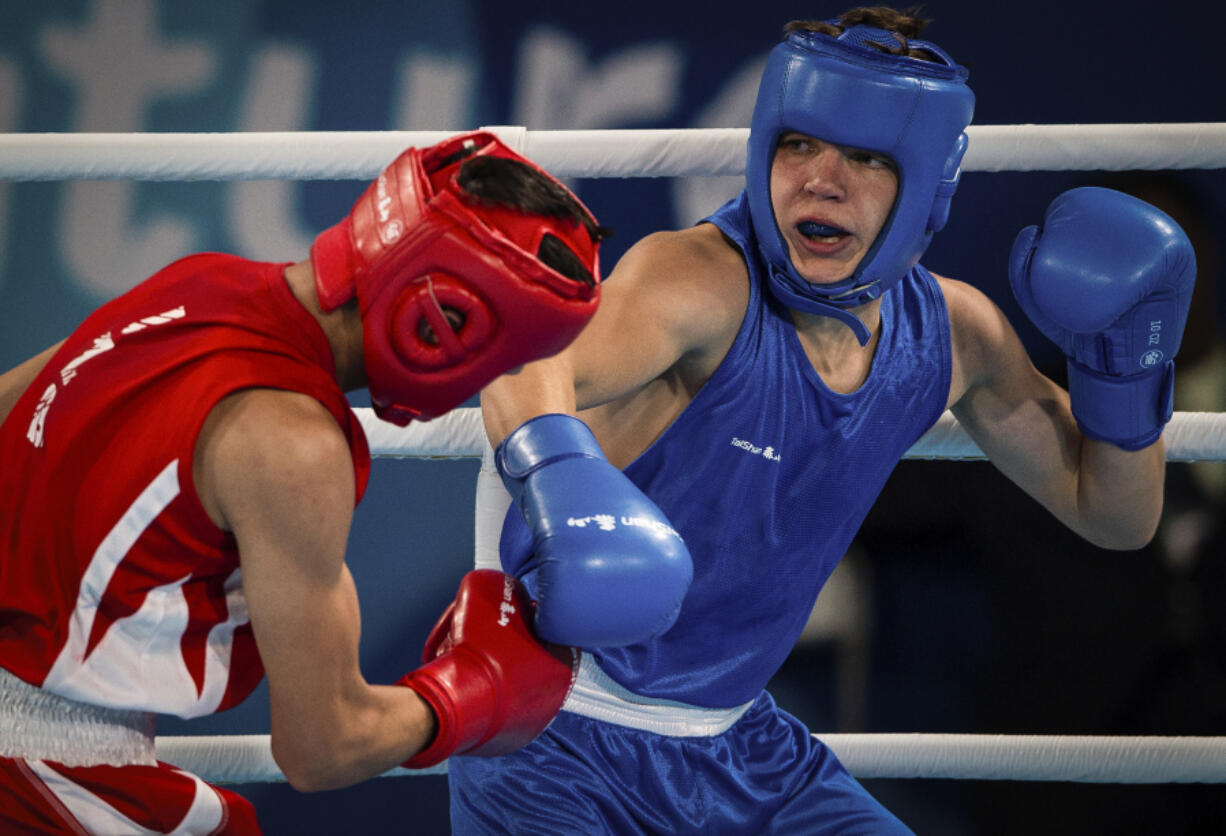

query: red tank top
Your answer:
[0,253,371,718]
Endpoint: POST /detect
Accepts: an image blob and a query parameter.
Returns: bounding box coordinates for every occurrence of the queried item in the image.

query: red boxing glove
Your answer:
[399,570,577,768]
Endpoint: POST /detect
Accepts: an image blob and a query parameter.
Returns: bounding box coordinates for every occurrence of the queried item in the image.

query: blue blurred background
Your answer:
[3,1,1225,833]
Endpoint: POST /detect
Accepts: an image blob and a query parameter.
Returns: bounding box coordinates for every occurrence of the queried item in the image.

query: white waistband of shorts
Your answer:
[0,666,157,767]
[560,652,754,737]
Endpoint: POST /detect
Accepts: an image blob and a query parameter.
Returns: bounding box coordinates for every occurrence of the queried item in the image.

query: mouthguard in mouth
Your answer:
[798,221,848,238]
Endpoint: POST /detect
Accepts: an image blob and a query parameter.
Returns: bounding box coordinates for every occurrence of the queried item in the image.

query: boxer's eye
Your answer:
[417,306,466,345]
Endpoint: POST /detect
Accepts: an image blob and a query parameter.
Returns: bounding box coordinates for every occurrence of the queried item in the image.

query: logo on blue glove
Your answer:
[566,515,682,540]
[1140,349,1164,369]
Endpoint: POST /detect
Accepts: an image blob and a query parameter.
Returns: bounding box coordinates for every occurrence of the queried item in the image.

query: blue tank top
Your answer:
[591,192,952,707]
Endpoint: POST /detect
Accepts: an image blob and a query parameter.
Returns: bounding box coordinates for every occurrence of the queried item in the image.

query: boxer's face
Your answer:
[769,132,898,285]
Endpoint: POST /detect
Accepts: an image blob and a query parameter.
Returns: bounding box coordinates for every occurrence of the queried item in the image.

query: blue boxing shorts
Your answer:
[448,654,911,835]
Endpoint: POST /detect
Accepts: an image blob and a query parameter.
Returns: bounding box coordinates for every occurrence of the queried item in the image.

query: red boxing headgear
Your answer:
[310,131,602,425]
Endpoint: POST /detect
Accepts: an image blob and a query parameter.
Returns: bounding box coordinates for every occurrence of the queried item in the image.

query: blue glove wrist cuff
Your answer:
[1066,358,1174,451]
[495,414,606,497]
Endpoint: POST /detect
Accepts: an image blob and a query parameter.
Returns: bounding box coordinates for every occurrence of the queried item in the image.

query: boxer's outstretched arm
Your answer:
[479,227,743,647]
[199,388,436,791]
[481,226,744,446]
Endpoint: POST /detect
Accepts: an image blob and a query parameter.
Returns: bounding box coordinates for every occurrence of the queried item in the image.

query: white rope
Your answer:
[358,405,486,459]
[818,734,1226,783]
[151,734,446,783]
[2,123,1225,181]
[153,732,1226,785]
[356,408,1226,463]
[905,410,1226,462]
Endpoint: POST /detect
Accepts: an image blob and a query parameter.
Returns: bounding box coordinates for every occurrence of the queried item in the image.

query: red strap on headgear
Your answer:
[311,132,601,424]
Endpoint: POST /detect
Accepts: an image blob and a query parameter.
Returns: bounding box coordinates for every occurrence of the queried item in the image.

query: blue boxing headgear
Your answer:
[746,23,974,344]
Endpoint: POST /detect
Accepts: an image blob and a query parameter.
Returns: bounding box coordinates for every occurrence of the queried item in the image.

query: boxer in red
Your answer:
[0,131,601,834]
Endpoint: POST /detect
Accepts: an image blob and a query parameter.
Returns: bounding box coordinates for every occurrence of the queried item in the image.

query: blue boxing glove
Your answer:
[1009,187,1196,450]
[496,413,693,647]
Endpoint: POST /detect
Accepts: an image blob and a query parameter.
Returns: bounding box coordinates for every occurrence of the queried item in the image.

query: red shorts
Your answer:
[0,757,261,835]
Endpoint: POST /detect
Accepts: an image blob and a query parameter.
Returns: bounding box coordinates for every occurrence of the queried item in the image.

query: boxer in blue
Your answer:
[458,7,1197,833]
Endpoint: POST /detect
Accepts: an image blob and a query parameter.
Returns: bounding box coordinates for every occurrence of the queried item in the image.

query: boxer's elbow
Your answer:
[272,734,345,792]
[1077,504,1161,552]
[1087,526,1156,552]
[271,723,366,792]
[1072,455,1164,551]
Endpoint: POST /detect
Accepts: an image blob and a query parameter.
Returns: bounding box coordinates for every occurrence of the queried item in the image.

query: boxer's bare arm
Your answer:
[196,388,435,791]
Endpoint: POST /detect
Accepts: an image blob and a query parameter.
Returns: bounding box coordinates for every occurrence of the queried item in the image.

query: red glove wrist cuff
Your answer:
[398,652,491,769]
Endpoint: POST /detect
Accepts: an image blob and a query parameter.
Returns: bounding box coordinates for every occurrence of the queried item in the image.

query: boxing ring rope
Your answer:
[9,125,1226,786]
[2,123,1226,181]
[354,407,1226,463]
[153,732,1226,785]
